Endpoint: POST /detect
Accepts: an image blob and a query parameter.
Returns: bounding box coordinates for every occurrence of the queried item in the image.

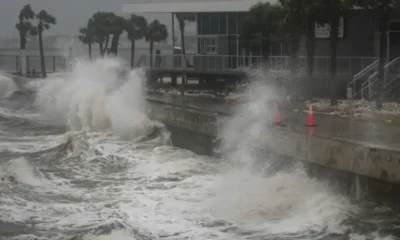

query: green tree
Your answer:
[78,19,95,60]
[175,13,196,58]
[240,2,285,60]
[16,4,36,52]
[91,12,114,57]
[36,10,56,78]
[125,14,148,68]
[16,4,37,75]
[145,20,168,67]
[108,15,126,56]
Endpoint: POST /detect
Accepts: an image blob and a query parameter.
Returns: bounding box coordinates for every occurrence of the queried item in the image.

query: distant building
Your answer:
[124,0,400,77]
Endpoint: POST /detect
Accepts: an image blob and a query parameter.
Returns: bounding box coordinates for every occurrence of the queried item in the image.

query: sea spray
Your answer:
[219,69,287,170]
[34,57,154,139]
[210,69,353,237]
[0,74,18,99]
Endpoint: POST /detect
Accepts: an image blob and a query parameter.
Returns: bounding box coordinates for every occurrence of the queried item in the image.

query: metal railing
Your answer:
[0,53,378,79]
[360,57,400,99]
[0,55,67,75]
[140,54,377,75]
[347,59,379,98]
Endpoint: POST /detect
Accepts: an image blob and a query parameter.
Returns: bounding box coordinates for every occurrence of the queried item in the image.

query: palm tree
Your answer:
[175,13,196,58]
[36,10,56,78]
[108,15,126,56]
[16,4,36,75]
[145,20,168,67]
[91,12,114,57]
[125,14,147,68]
[78,19,95,59]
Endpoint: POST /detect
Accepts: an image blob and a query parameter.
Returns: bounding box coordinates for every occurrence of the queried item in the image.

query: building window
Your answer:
[228,13,237,34]
[220,13,227,34]
[199,37,218,54]
[211,13,220,35]
[198,13,211,35]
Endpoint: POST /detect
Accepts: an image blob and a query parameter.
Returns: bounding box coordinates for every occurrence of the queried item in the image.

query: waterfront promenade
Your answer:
[147,91,400,149]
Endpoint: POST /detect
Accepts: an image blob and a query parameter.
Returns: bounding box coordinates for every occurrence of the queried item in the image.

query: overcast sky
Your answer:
[0,0,177,38]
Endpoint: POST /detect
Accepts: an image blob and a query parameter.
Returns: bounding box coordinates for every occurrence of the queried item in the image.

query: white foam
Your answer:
[35,57,155,139]
[83,230,138,240]
[216,70,353,236]
[0,158,42,186]
[0,74,18,99]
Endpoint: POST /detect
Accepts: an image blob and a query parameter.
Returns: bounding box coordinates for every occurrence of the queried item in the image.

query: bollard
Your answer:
[347,87,353,100]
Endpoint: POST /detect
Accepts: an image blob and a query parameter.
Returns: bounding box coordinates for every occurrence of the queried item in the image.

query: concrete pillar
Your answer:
[355,175,362,201]
[171,75,177,86]
[20,50,26,76]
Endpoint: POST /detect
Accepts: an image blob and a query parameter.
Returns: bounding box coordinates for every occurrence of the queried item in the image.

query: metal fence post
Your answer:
[15,56,19,73]
[27,56,30,72]
[349,58,352,75]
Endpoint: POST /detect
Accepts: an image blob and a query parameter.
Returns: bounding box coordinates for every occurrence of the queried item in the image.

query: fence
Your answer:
[0,52,378,78]
[141,54,377,76]
[0,55,67,74]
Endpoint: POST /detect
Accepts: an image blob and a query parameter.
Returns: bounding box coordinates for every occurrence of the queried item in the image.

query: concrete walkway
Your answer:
[147,92,400,149]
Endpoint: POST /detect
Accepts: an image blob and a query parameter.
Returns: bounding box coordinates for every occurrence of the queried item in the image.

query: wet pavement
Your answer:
[147,92,400,149]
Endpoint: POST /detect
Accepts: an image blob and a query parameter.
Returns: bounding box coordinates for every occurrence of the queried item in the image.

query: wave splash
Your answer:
[34,58,155,138]
[0,74,18,99]
[217,69,355,237]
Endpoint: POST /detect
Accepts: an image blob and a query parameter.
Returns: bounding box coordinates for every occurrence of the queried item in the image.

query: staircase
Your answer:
[347,60,378,99]
[347,58,400,100]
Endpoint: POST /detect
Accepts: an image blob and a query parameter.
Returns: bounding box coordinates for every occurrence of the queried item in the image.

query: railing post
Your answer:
[15,56,19,74]
[53,56,56,72]
[26,56,30,72]
[349,58,352,75]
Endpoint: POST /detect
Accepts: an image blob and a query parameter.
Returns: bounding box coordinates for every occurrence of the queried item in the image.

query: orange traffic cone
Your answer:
[273,102,281,125]
[273,102,286,127]
[305,104,318,127]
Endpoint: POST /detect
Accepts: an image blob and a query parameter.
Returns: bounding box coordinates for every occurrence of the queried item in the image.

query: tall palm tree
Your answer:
[108,15,126,56]
[175,13,196,58]
[125,14,148,68]
[16,4,36,75]
[36,10,56,78]
[78,19,95,60]
[145,20,168,67]
[91,12,114,57]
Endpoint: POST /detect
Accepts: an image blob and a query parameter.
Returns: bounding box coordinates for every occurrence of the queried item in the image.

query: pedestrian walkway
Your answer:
[147,92,400,150]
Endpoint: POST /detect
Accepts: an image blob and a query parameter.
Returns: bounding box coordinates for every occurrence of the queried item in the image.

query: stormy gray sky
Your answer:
[0,0,176,38]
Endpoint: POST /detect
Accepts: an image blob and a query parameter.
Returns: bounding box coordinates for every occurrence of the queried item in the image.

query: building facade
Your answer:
[124,0,400,76]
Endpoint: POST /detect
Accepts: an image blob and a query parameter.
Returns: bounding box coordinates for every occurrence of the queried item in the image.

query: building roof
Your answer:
[122,0,277,13]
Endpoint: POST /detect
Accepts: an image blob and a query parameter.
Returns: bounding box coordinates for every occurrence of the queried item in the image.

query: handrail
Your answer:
[367,57,400,80]
[353,60,379,80]
[358,57,400,99]
[347,59,378,98]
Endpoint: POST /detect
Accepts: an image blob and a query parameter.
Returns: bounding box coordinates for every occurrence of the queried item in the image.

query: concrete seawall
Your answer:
[147,99,400,210]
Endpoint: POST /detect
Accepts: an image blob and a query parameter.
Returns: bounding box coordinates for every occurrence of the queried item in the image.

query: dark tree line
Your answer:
[240,0,400,107]
[78,12,170,68]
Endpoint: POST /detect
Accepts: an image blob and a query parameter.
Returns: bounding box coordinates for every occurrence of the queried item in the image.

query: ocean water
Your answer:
[0,57,399,240]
